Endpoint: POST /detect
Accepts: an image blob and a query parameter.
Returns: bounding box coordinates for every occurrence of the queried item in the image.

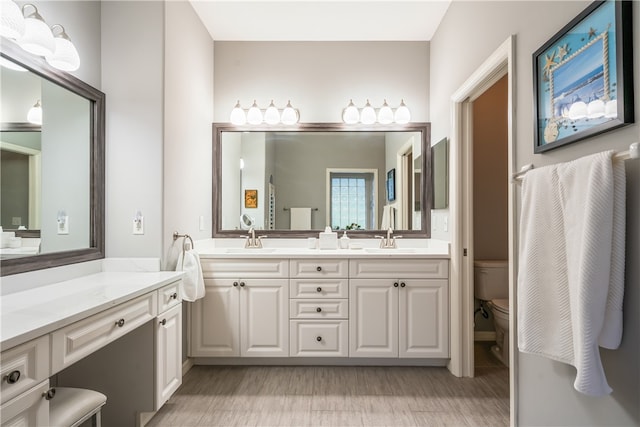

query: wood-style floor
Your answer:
[148,344,508,427]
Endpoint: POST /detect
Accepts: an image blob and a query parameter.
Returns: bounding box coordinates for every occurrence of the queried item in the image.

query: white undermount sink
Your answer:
[363,248,417,253]
[224,248,277,253]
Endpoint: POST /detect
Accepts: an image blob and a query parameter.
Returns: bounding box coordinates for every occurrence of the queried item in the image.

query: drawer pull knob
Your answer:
[43,388,56,400]
[316,307,322,313]
[159,319,167,326]
[316,287,322,293]
[4,370,20,384]
[233,282,239,287]
[170,292,178,300]
[316,266,322,272]
[240,282,246,287]
[393,282,399,288]
[115,318,125,327]
[316,336,322,342]
[400,282,406,288]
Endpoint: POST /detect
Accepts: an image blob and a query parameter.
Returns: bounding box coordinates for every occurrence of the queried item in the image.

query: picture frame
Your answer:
[532,0,634,153]
[244,189,257,208]
[387,169,395,202]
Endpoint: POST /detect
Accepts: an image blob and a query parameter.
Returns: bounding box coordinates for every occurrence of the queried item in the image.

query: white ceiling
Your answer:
[189,1,452,41]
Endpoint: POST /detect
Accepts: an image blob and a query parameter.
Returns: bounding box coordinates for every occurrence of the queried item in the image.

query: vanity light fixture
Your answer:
[0,0,25,39]
[45,24,80,71]
[27,99,42,125]
[18,4,55,56]
[342,99,412,125]
[229,100,299,126]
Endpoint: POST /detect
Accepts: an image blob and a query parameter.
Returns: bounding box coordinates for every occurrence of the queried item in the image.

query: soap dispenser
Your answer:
[340,231,350,249]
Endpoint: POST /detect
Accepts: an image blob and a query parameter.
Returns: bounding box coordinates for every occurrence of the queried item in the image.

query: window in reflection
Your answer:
[329,170,376,230]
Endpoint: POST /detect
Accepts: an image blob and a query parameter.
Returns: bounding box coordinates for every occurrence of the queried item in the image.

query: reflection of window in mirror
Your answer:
[327,169,377,230]
[432,137,449,209]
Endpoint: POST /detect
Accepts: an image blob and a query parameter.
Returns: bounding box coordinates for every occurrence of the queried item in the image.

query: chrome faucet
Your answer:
[244,227,263,248]
[376,227,397,249]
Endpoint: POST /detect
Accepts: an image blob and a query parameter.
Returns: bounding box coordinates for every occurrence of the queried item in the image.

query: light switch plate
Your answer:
[199,215,205,231]
[443,216,448,232]
[133,216,144,235]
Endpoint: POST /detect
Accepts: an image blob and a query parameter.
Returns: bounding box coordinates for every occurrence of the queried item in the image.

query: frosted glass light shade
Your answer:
[247,100,263,125]
[568,101,588,120]
[281,100,298,125]
[1,0,25,39]
[377,99,394,124]
[360,100,376,125]
[230,101,246,125]
[18,6,54,56]
[264,100,280,125]
[45,26,80,71]
[342,99,359,124]
[27,100,42,125]
[394,99,411,124]
[587,99,605,119]
[604,99,617,118]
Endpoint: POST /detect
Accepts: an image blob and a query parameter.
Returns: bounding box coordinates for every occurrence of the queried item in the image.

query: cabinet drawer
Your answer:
[0,380,49,426]
[200,258,288,278]
[350,259,449,279]
[0,336,49,403]
[290,299,348,319]
[158,280,182,313]
[290,259,348,278]
[51,292,157,373]
[290,279,348,299]
[290,320,348,357]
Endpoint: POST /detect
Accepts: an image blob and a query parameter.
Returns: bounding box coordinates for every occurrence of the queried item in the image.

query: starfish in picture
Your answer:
[557,43,569,60]
[543,51,557,75]
[588,27,597,39]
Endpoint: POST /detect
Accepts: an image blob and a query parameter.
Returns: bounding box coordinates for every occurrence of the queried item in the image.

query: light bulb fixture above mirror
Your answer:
[27,99,42,124]
[0,1,81,72]
[230,100,300,126]
[342,99,411,125]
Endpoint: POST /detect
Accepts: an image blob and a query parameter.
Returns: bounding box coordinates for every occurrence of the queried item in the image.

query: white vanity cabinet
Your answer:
[289,259,349,357]
[349,259,449,358]
[155,283,182,409]
[0,336,50,426]
[191,259,289,357]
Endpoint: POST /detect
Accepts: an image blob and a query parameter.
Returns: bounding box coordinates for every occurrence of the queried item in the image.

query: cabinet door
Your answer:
[155,304,182,409]
[399,279,449,358]
[349,279,398,357]
[0,380,49,427]
[190,279,240,357]
[240,279,289,357]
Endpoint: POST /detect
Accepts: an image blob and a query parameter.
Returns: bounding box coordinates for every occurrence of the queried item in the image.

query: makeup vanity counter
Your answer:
[191,239,450,365]
[0,270,184,426]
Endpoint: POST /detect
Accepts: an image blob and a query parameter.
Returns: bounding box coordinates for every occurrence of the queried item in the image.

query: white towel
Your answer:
[176,249,206,302]
[380,205,395,230]
[517,150,625,396]
[290,207,311,230]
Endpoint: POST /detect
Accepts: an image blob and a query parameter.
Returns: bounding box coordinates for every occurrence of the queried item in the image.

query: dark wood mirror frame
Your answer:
[0,40,105,276]
[212,122,432,238]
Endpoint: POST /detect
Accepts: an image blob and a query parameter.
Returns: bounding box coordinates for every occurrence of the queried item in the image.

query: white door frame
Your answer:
[447,35,517,426]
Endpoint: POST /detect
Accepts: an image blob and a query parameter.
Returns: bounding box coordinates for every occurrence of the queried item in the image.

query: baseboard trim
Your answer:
[474,331,496,342]
[182,357,194,377]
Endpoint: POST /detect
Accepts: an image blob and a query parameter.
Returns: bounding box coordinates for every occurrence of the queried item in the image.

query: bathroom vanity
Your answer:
[0,271,184,426]
[191,240,450,365]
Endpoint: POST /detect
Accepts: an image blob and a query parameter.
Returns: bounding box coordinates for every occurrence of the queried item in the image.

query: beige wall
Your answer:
[431,1,639,425]
[473,75,508,261]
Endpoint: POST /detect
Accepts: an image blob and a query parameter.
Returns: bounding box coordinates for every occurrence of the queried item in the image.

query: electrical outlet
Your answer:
[133,212,144,235]
[57,216,69,234]
[443,216,448,232]
[199,215,205,231]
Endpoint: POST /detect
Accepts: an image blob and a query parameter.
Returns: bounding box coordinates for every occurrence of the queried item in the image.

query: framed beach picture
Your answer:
[532,0,634,153]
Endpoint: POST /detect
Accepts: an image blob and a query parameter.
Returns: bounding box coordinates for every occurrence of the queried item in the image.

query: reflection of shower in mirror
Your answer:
[240,214,254,230]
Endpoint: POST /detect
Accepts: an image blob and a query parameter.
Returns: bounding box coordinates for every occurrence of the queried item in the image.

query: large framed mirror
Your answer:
[0,40,105,276]
[213,123,431,238]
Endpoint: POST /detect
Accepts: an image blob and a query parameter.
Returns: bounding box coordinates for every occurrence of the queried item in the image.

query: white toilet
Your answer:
[474,260,509,366]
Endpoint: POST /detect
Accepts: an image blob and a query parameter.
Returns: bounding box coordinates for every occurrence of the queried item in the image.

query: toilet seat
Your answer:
[490,298,509,314]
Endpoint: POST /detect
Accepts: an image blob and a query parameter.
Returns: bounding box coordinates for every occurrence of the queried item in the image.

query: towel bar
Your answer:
[512,142,638,183]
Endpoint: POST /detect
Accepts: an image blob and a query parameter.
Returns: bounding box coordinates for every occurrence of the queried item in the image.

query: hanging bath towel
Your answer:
[176,249,206,302]
[518,150,625,396]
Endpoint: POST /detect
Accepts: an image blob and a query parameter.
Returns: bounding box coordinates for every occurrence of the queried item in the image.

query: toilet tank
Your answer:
[474,260,508,300]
